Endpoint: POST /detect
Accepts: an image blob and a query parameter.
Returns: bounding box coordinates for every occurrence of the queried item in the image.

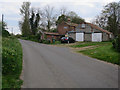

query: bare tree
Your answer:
[60,6,67,15]
[43,5,56,31]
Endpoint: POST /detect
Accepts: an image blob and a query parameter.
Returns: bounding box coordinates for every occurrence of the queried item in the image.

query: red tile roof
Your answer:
[44,32,60,35]
[86,22,112,34]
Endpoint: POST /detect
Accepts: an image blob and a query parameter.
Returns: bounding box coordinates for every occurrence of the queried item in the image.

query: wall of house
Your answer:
[102,33,109,41]
[69,33,76,40]
[57,23,70,35]
[84,33,92,41]
[76,24,92,33]
[46,34,60,42]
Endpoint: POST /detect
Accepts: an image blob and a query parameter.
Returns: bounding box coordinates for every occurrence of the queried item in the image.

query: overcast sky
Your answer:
[0,0,119,34]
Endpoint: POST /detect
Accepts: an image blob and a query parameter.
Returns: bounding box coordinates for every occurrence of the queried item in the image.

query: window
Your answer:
[81,24,85,28]
[64,26,68,29]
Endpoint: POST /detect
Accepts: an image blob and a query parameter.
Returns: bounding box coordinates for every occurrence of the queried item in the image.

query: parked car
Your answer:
[61,37,75,43]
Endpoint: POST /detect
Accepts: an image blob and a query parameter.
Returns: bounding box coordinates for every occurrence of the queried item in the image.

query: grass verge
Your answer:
[79,43,119,65]
[2,37,23,88]
[70,42,111,48]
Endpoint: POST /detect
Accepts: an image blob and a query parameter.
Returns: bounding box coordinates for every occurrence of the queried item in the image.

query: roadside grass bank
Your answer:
[70,42,111,48]
[2,37,23,88]
[79,43,119,65]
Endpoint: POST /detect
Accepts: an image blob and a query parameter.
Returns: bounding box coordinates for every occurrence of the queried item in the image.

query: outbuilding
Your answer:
[68,22,113,42]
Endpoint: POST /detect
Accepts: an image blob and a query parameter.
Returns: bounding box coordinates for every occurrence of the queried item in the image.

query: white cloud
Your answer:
[7,25,21,35]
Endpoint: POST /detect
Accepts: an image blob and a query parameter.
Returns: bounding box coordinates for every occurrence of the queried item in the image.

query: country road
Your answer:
[19,39,118,88]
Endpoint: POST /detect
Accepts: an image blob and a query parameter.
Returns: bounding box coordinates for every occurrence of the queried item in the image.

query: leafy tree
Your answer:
[71,16,84,24]
[104,2,120,36]
[67,11,85,24]
[56,14,68,25]
[94,2,120,36]
[0,21,10,37]
[20,2,31,36]
[29,9,40,35]
[56,11,84,25]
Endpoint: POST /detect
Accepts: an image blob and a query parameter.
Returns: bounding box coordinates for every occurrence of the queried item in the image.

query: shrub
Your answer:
[112,35,120,52]
[42,39,50,44]
[2,37,23,88]
[55,41,61,44]
[2,30,10,37]
[2,37,22,75]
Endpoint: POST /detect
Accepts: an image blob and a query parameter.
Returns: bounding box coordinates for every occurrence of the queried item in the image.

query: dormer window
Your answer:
[81,23,85,28]
[64,26,68,29]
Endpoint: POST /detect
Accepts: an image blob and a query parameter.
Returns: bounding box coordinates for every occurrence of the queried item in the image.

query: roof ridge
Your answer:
[86,22,112,34]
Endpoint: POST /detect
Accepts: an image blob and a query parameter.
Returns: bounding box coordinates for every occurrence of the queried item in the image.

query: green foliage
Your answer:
[15,34,22,38]
[79,44,119,65]
[56,12,84,25]
[95,2,120,36]
[20,2,31,36]
[50,28,57,32]
[2,37,23,88]
[71,42,111,48]
[2,30,10,37]
[2,75,23,88]
[0,21,10,37]
[29,9,40,35]
[55,41,61,44]
[42,39,50,44]
[71,16,84,24]
[67,11,85,24]
[56,14,68,25]
[112,35,120,52]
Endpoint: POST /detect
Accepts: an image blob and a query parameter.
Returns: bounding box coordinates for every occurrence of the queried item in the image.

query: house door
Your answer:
[92,33,102,42]
[76,33,84,41]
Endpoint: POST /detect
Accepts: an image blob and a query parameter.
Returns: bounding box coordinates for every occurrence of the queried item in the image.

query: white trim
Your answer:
[92,33,102,42]
[76,33,84,41]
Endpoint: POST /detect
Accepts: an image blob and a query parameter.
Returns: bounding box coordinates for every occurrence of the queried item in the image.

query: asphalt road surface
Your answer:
[19,39,118,88]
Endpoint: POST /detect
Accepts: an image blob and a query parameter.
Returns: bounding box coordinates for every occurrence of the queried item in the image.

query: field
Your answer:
[79,43,119,65]
[69,41,119,65]
[55,41,119,65]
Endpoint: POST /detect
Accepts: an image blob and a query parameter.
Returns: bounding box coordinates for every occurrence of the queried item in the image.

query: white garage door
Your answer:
[92,33,102,42]
[76,33,84,41]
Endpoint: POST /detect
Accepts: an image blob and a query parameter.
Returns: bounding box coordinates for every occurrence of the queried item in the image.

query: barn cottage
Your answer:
[40,19,113,42]
[68,22,113,42]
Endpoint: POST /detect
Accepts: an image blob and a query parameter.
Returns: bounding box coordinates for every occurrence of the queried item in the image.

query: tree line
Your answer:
[93,1,120,36]
[93,1,120,52]
[19,2,85,37]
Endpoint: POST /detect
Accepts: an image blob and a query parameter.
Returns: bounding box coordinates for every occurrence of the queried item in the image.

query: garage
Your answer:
[92,33,102,42]
[76,33,84,41]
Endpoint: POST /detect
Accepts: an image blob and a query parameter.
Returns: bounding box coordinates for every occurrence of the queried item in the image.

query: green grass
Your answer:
[79,43,119,65]
[71,42,111,48]
[2,37,23,88]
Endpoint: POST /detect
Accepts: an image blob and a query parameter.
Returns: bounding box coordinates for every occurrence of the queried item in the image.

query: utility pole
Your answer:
[2,14,4,31]
[11,27,14,35]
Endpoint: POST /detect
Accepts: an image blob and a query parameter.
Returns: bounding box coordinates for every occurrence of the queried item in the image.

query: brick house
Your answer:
[40,32,61,43]
[57,21,78,35]
[40,20,113,42]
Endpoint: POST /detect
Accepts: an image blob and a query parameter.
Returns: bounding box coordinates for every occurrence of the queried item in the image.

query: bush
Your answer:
[55,41,61,44]
[2,30,10,37]
[15,34,22,38]
[42,39,50,44]
[2,37,23,88]
[112,35,120,52]
[2,37,22,75]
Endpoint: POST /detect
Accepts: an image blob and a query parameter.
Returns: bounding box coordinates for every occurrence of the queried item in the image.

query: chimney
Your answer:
[67,18,71,23]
